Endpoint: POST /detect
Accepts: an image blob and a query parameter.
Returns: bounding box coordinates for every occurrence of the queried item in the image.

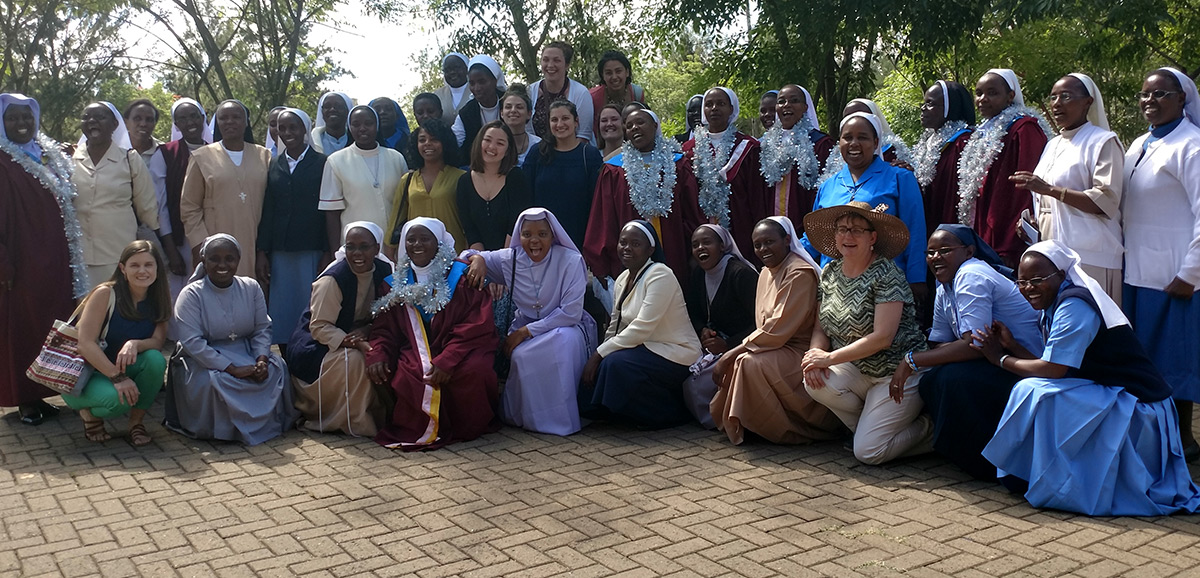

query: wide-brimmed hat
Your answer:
[803,201,910,259]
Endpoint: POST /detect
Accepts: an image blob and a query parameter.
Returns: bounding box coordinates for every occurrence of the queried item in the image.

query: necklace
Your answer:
[759,117,820,188]
[692,127,735,228]
[371,242,458,316]
[222,143,251,202]
[912,121,969,187]
[818,134,915,187]
[362,150,381,188]
[956,105,1053,224]
[209,280,241,341]
[622,136,681,219]
[529,250,553,317]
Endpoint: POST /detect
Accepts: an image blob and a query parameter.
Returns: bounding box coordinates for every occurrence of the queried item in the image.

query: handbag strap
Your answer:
[503,247,517,327]
[389,171,415,245]
[67,286,117,337]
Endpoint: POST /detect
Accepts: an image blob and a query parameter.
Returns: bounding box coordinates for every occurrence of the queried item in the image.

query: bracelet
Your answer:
[905,351,919,371]
[108,372,129,383]
[999,355,1010,368]
[1057,187,1066,202]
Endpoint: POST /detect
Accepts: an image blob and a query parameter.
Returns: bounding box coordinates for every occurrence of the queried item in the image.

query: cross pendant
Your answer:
[228,332,238,341]
[238,192,247,203]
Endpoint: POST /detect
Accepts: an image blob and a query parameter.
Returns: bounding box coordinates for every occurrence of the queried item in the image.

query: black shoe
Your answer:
[17,401,58,425]
[1183,441,1200,463]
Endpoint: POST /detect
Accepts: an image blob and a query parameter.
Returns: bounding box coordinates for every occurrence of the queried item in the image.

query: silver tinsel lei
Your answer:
[370,241,458,317]
[955,105,1053,225]
[622,136,681,220]
[0,134,89,298]
[692,127,734,228]
[818,134,915,186]
[759,117,820,189]
[912,121,970,187]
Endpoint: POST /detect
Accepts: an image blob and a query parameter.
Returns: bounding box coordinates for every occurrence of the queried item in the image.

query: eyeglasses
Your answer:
[1136,90,1180,101]
[834,226,874,236]
[344,242,378,253]
[925,246,965,258]
[1045,92,1078,105]
[1015,270,1063,289]
[919,102,938,111]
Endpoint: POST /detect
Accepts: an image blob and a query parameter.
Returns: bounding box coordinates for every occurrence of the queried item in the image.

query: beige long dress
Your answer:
[180,143,271,276]
[292,272,384,436]
[710,252,843,445]
[71,143,159,285]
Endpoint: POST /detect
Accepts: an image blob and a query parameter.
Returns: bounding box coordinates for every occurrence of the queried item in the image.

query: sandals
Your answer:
[80,412,111,442]
[128,423,152,446]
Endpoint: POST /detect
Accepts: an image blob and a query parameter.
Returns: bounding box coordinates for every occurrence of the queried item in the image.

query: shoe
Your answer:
[17,401,58,425]
[1183,441,1200,463]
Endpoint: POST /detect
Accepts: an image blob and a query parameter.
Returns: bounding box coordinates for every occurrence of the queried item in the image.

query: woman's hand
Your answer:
[700,328,729,355]
[802,348,835,372]
[488,283,506,301]
[367,361,391,384]
[424,364,451,387]
[113,376,139,407]
[891,159,914,172]
[803,367,830,390]
[466,255,487,289]
[251,358,269,383]
[1166,277,1195,299]
[340,329,372,353]
[712,352,734,388]
[970,326,1004,366]
[115,340,139,372]
[225,364,257,380]
[581,353,603,387]
[1009,171,1051,195]
[503,326,531,357]
[993,320,1018,352]
[888,362,913,404]
[255,251,271,287]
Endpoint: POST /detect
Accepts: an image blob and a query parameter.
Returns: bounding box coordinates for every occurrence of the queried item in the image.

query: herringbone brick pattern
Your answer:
[0,400,1197,577]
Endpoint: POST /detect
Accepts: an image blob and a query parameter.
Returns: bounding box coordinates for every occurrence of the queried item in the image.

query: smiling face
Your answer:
[215,102,247,144]
[540,47,567,83]
[1016,252,1063,311]
[349,107,378,148]
[833,214,877,260]
[520,219,554,262]
[126,103,158,146]
[703,88,733,133]
[759,93,777,129]
[617,224,653,272]
[602,59,628,92]
[691,227,725,272]
[414,97,441,127]
[625,110,657,152]
[173,103,205,144]
[1049,76,1092,131]
[921,84,946,129]
[479,127,510,165]
[501,94,530,130]
[3,104,35,145]
[839,116,878,172]
[321,96,349,133]
[925,230,973,285]
[405,226,439,268]
[80,103,117,145]
[975,73,1015,120]
[277,112,307,155]
[752,220,789,270]
[443,57,468,88]
[598,107,622,142]
[775,86,807,130]
[120,249,158,291]
[203,240,240,288]
[343,227,380,274]
[1141,72,1186,128]
[549,104,578,142]
[416,129,444,164]
[468,67,499,106]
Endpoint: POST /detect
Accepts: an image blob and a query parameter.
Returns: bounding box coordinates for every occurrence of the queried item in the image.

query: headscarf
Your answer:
[277,107,313,146]
[370,97,411,150]
[324,220,395,274]
[211,99,255,144]
[697,224,752,268]
[188,233,241,283]
[624,219,666,265]
[986,68,1026,107]
[847,98,895,140]
[467,55,507,92]
[77,101,131,151]
[347,104,379,145]
[1025,239,1128,328]
[766,216,822,278]
[701,86,740,128]
[938,80,977,126]
[265,105,287,154]
[935,224,1012,278]
[1161,67,1200,129]
[398,216,457,280]
[1066,73,1110,131]
[315,92,353,130]
[798,86,821,131]
[838,112,883,155]
[443,52,468,70]
[169,98,213,143]
[696,223,754,302]
[644,109,665,140]
[0,93,42,159]
[510,207,579,254]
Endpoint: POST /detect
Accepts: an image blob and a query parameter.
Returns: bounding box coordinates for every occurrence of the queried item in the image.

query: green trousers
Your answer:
[62,349,166,419]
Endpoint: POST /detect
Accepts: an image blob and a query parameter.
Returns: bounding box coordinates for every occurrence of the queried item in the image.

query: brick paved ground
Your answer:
[1,398,1198,577]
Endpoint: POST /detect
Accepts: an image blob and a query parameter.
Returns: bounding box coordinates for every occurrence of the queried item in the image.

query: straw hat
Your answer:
[802,201,910,259]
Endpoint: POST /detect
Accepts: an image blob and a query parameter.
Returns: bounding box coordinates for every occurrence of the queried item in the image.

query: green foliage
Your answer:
[873,70,925,144]
[94,80,179,142]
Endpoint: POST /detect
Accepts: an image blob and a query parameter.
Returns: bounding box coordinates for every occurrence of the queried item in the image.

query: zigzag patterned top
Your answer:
[817,255,927,377]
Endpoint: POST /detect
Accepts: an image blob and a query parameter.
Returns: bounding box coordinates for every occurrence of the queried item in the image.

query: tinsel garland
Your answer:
[0,134,89,298]
[817,134,915,186]
[370,241,458,317]
[622,136,681,220]
[692,127,734,228]
[759,117,820,189]
[955,105,1053,225]
[912,121,970,187]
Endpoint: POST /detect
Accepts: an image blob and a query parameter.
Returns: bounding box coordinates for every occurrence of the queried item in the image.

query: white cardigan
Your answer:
[598,261,701,365]
[526,78,595,142]
[1122,120,1200,290]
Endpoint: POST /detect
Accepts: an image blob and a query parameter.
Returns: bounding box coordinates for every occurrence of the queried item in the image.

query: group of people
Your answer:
[2,41,1200,516]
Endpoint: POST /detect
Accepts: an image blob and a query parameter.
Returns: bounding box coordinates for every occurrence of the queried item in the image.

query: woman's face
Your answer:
[173,103,205,144]
[921,84,946,129]
[468,67,499,104]
[1049,76,1092,131]
[925,230,973,285]
[126,103,158,145]
[520,219,554,262]
[602,59,628,92]
[267,108,281,139]
[549,105,578,142]
[759,94,777,130]
[414,98,441,127]
[120,250,158,291]
[753,222,789,270]
[598,108,622,143]
[349,108,378,148]
[833,214,877,260]
[838,117,878,171]
[405,226,439,268]
[975,73,1014,119]
[3,104,35,145]
[1016,253,1063,311]
[625,110,657,152]
[443,57,468,88]
[215,102,247,143]
[371,99,397,134]
[80,103,117,145]
[344,227,379,274]
[1140,73,1186,128]
[479,127,510,165]
[501,95,530,130]
[617,225,653,271]
[703,88,733,133]
[691,227,725,272]
[321,96,349,132]
[204,241,240,288]
[277,112,307,153]
[540,47,567,83]
[416,129,444,164]
[775,86,807,130]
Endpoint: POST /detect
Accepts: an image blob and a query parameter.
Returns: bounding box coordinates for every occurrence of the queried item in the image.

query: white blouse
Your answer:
[1122,121,1200,290]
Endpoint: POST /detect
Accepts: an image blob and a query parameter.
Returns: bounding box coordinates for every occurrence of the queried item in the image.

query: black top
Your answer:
[257,148,329,253]
[458,91,504,149]
[455,169,532,250]
[685,257,759,347]
[522,142,603,250]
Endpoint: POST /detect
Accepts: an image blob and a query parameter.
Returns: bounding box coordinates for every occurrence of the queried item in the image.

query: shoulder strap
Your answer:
[389,172,415,245]
[100,286,116,341]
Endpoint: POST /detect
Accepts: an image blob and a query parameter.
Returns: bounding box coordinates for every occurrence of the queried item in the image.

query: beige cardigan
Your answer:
[599,261,701,365]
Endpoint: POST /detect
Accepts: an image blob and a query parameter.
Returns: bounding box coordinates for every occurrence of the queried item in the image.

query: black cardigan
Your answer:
[257,149,329,253]
[685,257,759,347]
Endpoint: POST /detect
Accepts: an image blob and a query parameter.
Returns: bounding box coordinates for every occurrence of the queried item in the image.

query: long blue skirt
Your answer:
[268,251,324,345]
[579,345,692,429]
[1123,284,1200,402]
[983,377,1200,516]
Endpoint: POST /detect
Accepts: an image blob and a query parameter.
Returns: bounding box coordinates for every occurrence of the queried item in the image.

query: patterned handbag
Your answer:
[25,290,115,396]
